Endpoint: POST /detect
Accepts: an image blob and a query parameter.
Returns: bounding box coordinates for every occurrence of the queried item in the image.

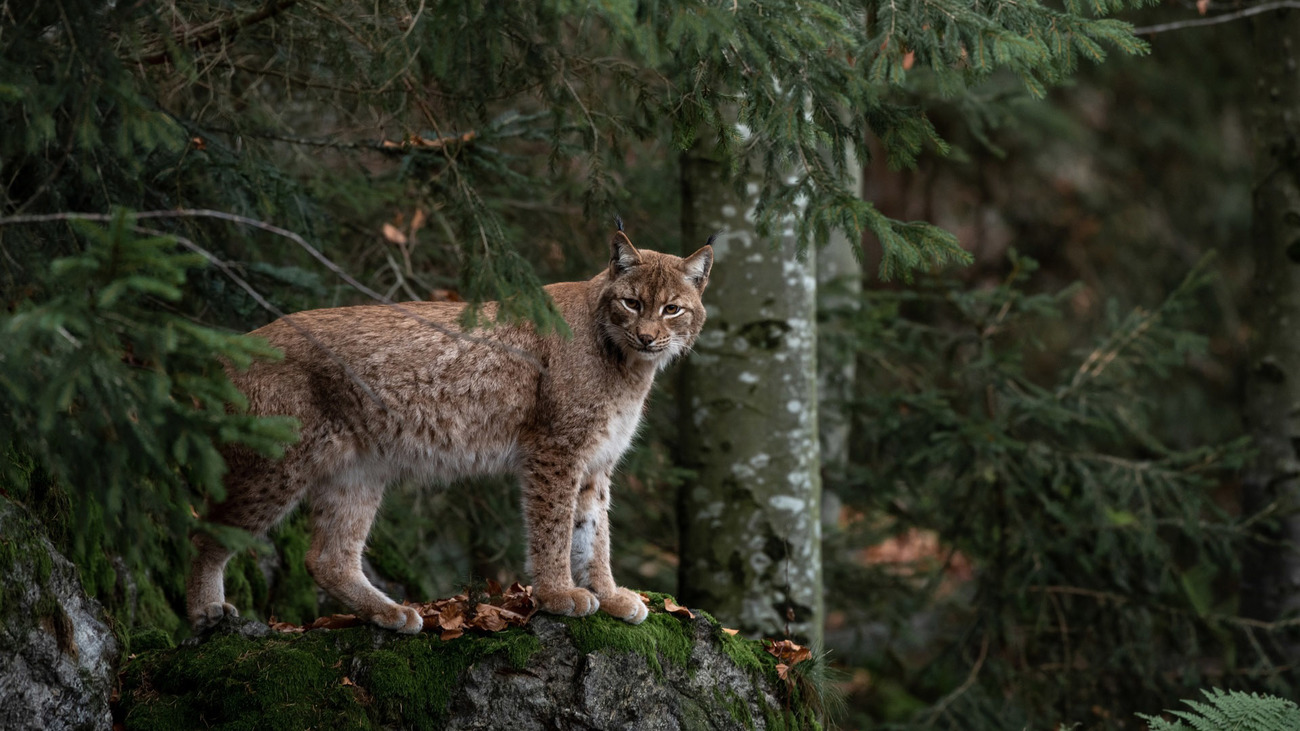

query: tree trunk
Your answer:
[817,147,864,490]
[1242,9,1300,642]
[677,146,824,645]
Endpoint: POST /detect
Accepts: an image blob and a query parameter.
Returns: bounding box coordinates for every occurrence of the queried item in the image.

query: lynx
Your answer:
[187,227,713,633]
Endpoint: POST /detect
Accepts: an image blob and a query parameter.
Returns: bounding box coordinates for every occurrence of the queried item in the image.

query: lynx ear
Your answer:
[683,239,714,292]
[609,230,642,278]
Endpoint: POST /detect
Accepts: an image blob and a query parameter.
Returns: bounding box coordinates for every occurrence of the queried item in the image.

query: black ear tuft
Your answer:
[615,215,625,232]
[609,230,642,276]
[683,243,713,291]
[705,230,721,248]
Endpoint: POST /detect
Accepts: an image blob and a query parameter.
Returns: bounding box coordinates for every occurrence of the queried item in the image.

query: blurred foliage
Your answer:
[820,255,1298,728]
[0,0,1288,728]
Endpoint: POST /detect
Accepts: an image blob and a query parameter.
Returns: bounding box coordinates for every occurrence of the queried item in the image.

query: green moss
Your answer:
[0,498,58,632]
[359,627,541,730]
[120,631,371,731]
[223,548,270,621]
[364,521,426,597]
[717,688,757,729]
[129,627,175,653]
[266,512,317,625]
[118,624,542,730]
[134,581,182,636]
[561,599,695,677]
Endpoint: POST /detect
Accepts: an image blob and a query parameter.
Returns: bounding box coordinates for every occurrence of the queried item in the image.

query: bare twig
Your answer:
[1131,0,1300,34]
[198,125,478,155]
[0,209,547,373]
[925,631,991,725]
[132,225,390,411]
[129,0,299,65]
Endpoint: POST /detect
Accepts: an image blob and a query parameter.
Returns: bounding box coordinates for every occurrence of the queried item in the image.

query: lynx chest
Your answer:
[588,402,643,472]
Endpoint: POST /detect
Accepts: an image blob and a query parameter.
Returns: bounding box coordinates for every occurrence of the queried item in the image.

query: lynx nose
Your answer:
[637,332,656,347]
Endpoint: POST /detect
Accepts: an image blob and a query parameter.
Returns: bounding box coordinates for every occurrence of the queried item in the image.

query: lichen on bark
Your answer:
[678,146,824,645]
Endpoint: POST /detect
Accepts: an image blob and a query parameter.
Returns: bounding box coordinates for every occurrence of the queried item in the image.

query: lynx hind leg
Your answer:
[187,464,308,632]
[187,532,239,630]
[306,477,421,634]
[573,471,648,625]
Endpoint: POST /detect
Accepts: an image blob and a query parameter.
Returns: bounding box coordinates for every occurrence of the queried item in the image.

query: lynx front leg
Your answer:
[306,477,422,634]
[572,470,649,624]
[522,454,600,617]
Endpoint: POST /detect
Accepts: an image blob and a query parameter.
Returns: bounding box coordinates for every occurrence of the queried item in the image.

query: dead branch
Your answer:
[128,0,299,66]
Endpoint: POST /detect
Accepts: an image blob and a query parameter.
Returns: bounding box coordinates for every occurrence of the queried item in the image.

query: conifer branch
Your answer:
[131,225,391,412]
[0,210,547,373]
[1130,0,1300,34]
[129,0,298,66]
[197,125,479,155]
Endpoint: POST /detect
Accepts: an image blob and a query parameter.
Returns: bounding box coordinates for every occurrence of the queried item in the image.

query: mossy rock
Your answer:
[0,497,120,731]
[116,597,820,730]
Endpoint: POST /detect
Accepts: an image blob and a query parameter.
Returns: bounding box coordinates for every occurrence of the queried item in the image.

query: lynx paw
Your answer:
[599,588,649,625]
[537,587,600,617]
[192,602,239,631]
[372,604,424,634]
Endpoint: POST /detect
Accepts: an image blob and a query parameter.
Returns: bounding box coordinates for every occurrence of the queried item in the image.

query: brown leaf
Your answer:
[1196,0,1210,14]
[307,614,364,631]
[902,50,916,71]
[663,597,694,619]
[776,663,790,680]
[381,223,407,245]
[765,639,812,667]
[440,628,464,641]
[722,628,740,636]
[471,604,512,632]
[439,602,466,632]
[269,620,304,634]
[486,578,503,597]
[341,676,355,687]
[411,208,427,233]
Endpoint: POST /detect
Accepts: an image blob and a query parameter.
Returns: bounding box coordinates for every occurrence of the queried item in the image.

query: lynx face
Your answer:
[598,232,713,367]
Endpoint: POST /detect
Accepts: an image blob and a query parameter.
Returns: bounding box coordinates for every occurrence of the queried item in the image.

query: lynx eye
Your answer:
[662,304,681,316]
[620,298,642,312]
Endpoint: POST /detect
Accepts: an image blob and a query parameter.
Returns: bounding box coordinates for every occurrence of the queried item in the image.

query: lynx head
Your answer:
[598,227,713,367]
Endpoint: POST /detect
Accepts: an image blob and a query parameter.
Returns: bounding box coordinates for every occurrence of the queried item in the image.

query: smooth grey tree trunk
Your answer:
[1242,10,1300,645]
[677,146,824,645]
[817,147,864,490]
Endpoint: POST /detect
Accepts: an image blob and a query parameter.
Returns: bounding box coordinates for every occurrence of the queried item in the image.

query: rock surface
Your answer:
[0,498,120,731]
[117,600,817,730]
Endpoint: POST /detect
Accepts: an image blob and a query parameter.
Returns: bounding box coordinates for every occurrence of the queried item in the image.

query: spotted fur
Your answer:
[186,230,712,633]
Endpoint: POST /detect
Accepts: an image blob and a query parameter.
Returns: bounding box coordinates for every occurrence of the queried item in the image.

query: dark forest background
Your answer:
[2,1,1299,728]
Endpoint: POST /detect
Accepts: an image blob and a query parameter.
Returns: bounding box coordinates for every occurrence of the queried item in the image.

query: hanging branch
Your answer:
[0,210,546,374]
[1131,0,1300,34]
[128,0,299,66]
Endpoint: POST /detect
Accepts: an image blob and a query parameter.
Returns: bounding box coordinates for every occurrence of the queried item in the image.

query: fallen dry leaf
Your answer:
[663,597,694,619]
[776,662,790,680]
[440,628,464,641]
[765,639,812,668]
[306,614,365,631]
[722,628,740,636]
[341,677,355,687]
